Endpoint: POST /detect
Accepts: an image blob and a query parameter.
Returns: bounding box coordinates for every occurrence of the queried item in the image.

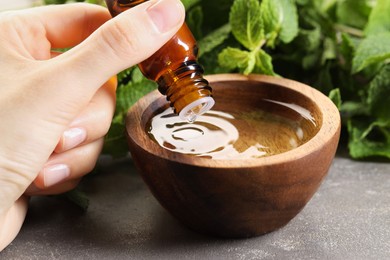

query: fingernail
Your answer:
[62,128,87,151]
[43,164,70,187]
[147,0,184,33]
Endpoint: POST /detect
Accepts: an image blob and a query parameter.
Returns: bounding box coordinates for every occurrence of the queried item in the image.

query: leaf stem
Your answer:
[255,39,267,52]
[334,24,364,38]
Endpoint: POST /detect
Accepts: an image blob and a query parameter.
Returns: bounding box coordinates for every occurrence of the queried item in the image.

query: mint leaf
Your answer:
[64,189,89,211]
[336,0,372,29]
[328,88,342,109]
[116,72,156,116]
[352,32,390,74]
[298,24,322,53]
[317,0,338,13]
[348,119,390,159]
[44,0,66,4]
[367,64,390,120]
[341,101,369,119]
[218,47,254,74]
[261,0,298,46]
[230,0,264,51]
[321,37,337,64]
[244,52,257,75]
[279,0,299,43]
[260,0,280,47]
[187,5,203,39]
[364,0,390,36]
[103,122,129,158]
[181,0,201,10]
[339,33,356,70]
[131,67,145,83]
[218,48,274,75]
[296,20,322,69]
[198,24,231,58]
[254,49,275,75]
[199,43,230,74]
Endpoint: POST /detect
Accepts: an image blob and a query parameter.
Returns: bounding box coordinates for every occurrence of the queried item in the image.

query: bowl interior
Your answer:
[127,74,337,167]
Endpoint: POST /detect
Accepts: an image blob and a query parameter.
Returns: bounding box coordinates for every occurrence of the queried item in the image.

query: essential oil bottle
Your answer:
[105,0,215,122]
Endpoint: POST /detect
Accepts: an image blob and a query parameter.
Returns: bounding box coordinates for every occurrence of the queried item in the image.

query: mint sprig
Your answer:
[217,0,298,75]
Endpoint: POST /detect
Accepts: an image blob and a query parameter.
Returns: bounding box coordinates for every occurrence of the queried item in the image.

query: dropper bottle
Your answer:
[105,0,215,122]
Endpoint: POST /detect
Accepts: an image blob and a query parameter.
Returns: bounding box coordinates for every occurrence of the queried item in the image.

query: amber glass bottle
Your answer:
[105,0,215,122]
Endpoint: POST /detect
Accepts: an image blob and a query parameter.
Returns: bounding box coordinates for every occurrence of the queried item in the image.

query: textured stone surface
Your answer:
[2,155,390,259]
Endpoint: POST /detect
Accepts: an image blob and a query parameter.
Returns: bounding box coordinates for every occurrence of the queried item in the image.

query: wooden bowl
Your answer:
[125,74,341,238]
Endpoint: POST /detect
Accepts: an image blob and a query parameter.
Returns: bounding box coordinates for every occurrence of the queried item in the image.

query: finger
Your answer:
[33,139,104,190]
[18,3,111,49]
[54,76,116,153]
[50,0,185,95]
[25,179,80,196]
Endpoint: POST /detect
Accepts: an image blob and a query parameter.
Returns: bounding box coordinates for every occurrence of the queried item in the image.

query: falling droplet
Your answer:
[184,110,198,123]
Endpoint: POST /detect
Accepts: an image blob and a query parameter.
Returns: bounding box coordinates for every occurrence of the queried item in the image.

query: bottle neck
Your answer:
[157,61,214,120]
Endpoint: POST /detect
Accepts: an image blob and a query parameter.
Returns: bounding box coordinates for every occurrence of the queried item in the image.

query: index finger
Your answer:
[22,3,111,49]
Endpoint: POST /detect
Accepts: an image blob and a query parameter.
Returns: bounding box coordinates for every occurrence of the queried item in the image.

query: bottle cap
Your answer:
[179,96,215,123]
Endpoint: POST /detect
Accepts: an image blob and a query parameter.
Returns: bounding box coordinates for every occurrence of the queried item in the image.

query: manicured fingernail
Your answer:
[62,128,87,151]
[43,164,70,187]
[147,0,184,33]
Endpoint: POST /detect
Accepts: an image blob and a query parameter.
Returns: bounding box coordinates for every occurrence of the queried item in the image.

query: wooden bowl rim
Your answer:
[126,74,341,168]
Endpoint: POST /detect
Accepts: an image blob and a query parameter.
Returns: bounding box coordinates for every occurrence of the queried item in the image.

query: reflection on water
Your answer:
[147,100,317,160]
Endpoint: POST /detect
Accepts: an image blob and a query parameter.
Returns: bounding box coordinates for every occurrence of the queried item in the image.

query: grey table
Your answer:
[2,152,390,260]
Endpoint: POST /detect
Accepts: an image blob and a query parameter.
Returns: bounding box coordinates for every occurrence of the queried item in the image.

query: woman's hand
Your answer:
[0,0,185,251]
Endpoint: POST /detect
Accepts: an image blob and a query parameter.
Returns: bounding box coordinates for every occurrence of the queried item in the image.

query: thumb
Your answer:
[54,0,185,93]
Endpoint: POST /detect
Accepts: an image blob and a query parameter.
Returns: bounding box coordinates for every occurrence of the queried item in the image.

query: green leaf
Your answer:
[116,71,156,116]
[44,0,67,4]
[117,67,134,84]
[64,189,89,211]
[367,64,390,120]
[199,43,233,74]
[186,5,203,39]
[230,0,264,50]
[218,47,253,73]
[181,0,201,10]
[254,49,275,75]
[341,101,369,118]
[243,52,256,75]
[364,0,390,36]
[278,0,299,44]
[296,21,322,69]
[131,67,145,83]
[198,24,231,58]
[352,32,390,74]
[336,0,372,29]
[328,88,342,109]
[298,26,322,53]
[260,0,280,47]
[348,119,390,159]
[302,52,321,70]
[316,0,338,13]
[315,62,334,93]
[103,122,129,158]
[261,0,299,46]
[321,37,337,64]
[339,33,356,70]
